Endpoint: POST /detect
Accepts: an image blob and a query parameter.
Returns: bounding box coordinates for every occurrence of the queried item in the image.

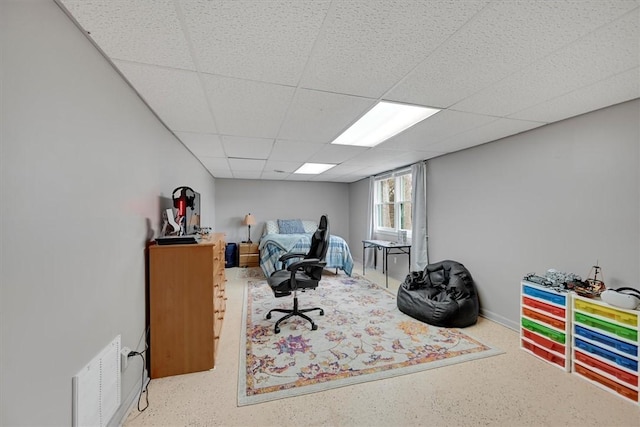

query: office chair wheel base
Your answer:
[319,309,324,315]
[266,313,272,319]
[274,326,280,334]
[311,324,318,330]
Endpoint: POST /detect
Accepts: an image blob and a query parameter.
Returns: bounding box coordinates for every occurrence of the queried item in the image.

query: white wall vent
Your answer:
[72,335,121,427]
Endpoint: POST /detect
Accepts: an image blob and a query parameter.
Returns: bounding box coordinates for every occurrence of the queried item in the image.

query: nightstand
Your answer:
[238,242,259,267]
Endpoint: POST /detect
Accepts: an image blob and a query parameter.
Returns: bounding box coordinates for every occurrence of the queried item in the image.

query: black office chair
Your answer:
[266,215,329,333]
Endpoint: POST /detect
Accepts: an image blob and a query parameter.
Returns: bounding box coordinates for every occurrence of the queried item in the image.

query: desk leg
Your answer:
[385,248,389,288]
[408,249,411,273]
[362,243,365,275]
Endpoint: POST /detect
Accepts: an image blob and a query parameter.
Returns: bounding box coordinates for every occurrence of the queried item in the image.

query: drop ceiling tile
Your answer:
[308,173,347,182]
[221,136,273,160]
[322,174,365,183]
[510,67,640,122]
[452,10,640,117]
[300,0,489,98]
[200,157,232,178]
[260,172,292,181]
[114,61,216,133]
[263,160,303,174]
[386,0,639,108]
[306,144,368,164]
[200,156,230,171]
[350,165,391,177]
[232,171,263,179]
[278,89,376,143]
[260,172,289,181]
[202,74,295,138]
[430,118,546,152]
[344,148,406,166]
[210,170,234,178]
[174,132,224,157]
[385,151,446,168]
[61,0,195,70]
[325,162,368,175]
[269,140,324,162]
[227,158,266,171]
[380,110,499,151]
[285,174,314,181]
[180,0,330,85]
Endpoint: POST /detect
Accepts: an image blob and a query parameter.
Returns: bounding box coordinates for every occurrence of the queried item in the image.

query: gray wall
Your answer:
[348,100,639,329]
[1,1,216,425]
[427,99,639,329]
[214,178,350,244]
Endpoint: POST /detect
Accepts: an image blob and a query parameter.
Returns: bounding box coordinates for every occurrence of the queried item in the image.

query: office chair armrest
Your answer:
[279,252,307,262]
[276,252,306,270]
[287,258,327,271]
[287,258,327,291]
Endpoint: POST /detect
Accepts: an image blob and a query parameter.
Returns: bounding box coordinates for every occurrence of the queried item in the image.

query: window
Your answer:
[374,169,412,236]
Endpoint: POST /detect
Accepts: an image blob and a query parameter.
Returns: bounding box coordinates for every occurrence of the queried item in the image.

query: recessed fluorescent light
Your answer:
[294,163,336,174]
[331,101,440,147]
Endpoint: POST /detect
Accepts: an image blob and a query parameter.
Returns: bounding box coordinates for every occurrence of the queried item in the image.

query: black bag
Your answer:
[225,243,238,268]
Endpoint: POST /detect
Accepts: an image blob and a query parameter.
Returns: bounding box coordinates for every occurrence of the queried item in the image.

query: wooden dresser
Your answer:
[149,233,227,378]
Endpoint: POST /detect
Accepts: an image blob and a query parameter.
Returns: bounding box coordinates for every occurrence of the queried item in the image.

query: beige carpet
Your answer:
[124,264,640,426]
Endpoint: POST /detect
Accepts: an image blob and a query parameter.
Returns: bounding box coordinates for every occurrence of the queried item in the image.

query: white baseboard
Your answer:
[480,309,518,331]
[109,370,149,427]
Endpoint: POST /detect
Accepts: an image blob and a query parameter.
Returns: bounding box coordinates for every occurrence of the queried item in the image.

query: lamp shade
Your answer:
[244,214,256,226]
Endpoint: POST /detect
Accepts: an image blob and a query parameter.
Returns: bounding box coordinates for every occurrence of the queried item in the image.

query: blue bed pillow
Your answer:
[278,219,305,234]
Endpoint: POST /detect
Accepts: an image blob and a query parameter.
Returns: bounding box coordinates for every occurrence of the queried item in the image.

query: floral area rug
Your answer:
[238,272,502,406]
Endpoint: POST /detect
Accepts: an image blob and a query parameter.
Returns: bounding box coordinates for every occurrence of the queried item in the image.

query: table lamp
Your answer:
[244,213,256,243]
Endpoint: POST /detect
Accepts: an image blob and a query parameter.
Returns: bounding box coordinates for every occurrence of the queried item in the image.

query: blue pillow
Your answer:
[278,219,305,234]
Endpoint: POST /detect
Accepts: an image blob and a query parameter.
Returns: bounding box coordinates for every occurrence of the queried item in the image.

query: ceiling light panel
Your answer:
[332,101,440,147]
[294,163,336,174]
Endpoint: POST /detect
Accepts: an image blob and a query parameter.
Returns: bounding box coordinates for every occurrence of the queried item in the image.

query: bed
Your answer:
[258,219,354,277]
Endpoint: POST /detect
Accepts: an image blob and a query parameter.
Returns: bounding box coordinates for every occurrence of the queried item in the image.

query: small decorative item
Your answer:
[585,263,606,294]
[566,263,606,298]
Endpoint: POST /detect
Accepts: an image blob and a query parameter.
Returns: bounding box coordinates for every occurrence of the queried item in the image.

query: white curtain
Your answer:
[411,161,428,271]
[364,176,375,268]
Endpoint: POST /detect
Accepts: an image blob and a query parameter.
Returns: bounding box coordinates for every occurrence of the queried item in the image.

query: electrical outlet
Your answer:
[121,347,131,371]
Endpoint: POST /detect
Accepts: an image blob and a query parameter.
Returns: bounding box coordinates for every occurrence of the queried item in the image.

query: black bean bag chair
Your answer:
[397,260,479,328]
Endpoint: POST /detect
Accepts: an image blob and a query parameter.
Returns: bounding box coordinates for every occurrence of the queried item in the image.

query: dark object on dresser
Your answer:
[397,260,479,328]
